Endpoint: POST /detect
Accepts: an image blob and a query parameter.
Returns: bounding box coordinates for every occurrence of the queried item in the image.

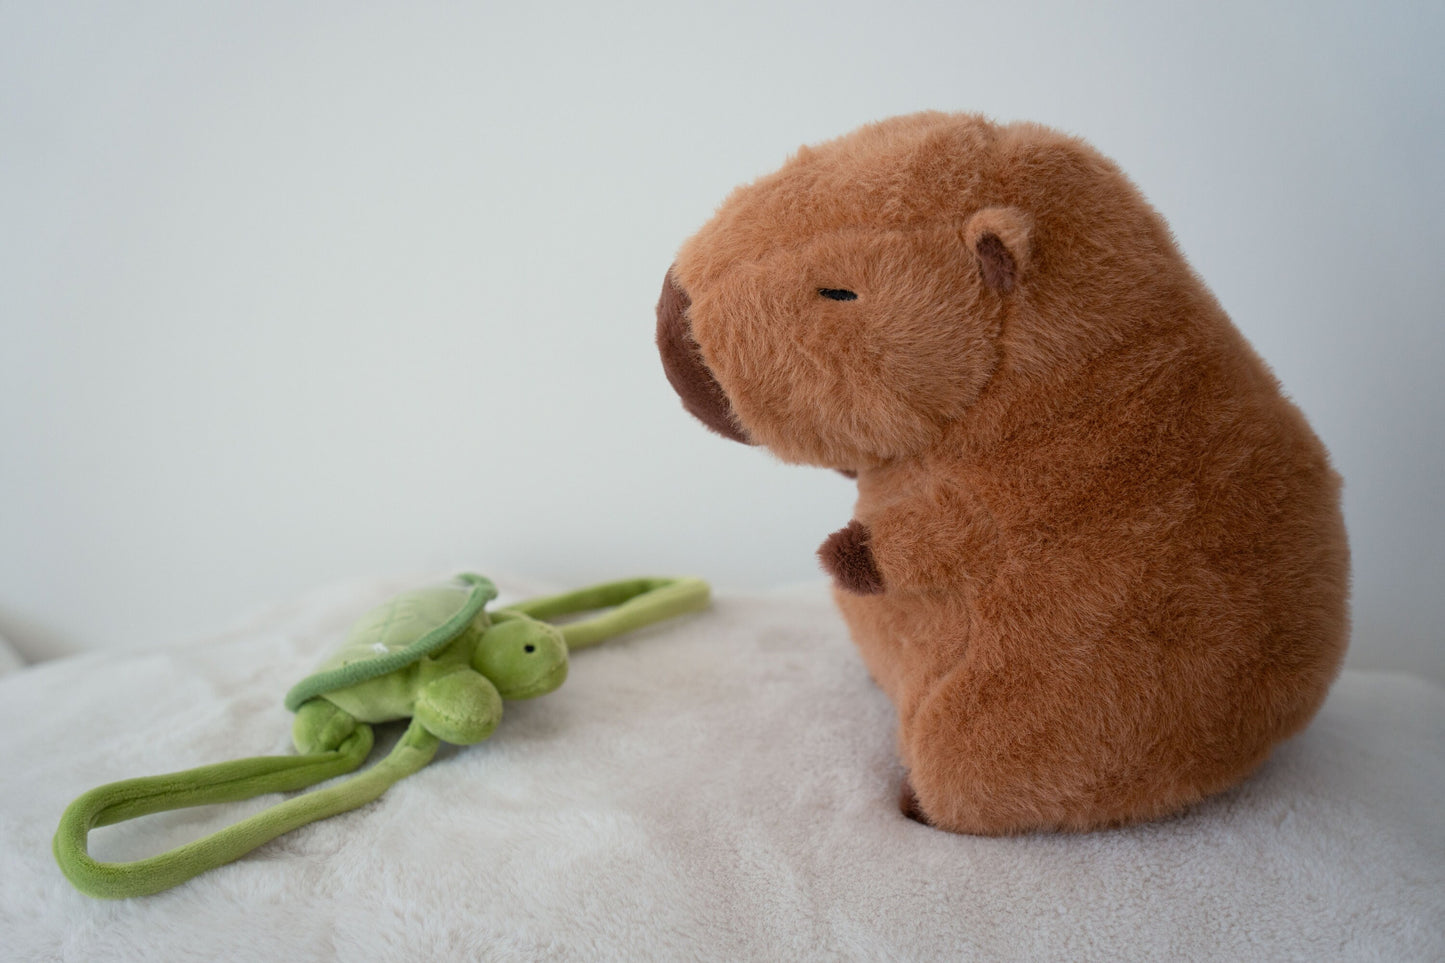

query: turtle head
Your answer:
[472,616,569,699]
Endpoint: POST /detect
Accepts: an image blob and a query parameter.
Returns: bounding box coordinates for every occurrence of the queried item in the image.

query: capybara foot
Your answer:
[899,775,931,825]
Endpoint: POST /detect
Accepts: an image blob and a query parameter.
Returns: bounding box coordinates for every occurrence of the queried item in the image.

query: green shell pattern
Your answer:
[283,573,497,711]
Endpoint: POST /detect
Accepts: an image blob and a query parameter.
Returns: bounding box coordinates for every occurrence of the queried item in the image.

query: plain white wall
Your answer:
[2,1,1441,683]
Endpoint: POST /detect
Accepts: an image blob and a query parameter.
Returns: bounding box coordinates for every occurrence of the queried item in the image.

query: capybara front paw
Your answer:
[819,520,884,595]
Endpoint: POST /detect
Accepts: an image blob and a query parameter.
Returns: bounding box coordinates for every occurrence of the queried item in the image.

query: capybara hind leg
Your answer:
[901,667,1085,836]
[902,666,1204,835]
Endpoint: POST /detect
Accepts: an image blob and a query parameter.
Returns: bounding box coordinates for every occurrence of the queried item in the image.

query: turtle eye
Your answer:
[818,288,858,301]
[524,644,536,653]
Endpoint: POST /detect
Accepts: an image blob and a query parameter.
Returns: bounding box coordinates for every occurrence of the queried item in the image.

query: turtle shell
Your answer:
[283,573,497,712]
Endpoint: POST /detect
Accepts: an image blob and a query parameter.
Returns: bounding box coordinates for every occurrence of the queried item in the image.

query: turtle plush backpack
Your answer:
[54,574,708,898]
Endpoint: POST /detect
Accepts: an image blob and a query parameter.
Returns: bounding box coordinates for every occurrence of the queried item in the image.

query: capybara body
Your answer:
[657,112,1349,833]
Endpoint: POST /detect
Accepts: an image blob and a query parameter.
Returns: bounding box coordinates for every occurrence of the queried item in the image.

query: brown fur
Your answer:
[658,112,1350,834]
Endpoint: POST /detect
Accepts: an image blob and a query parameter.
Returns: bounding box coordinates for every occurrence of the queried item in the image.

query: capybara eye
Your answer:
[818,288,858,301]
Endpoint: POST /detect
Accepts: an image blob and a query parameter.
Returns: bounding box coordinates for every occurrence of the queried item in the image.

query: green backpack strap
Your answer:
[53,575,710,899]
[53,720,444,899]
[499,576,710,650]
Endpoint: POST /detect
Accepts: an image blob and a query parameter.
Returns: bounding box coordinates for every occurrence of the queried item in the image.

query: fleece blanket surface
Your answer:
[2,576,1441,962]
[0,631,23,677]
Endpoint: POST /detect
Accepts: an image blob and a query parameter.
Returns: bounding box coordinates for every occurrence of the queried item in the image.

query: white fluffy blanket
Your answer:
[2,576,1442,961]
[0,631,23,677]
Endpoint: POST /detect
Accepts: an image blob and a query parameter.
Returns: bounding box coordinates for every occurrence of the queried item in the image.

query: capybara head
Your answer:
[656,111,1191,471]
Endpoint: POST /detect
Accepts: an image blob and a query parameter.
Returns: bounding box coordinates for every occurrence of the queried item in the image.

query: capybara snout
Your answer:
[655,268,749,444]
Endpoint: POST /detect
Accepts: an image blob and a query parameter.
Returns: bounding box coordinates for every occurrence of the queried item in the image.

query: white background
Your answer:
[2,1,1441,682]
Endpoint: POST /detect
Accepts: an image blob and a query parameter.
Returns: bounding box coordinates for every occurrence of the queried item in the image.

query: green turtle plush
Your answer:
[54,574,708,899]
[286,573,563,754]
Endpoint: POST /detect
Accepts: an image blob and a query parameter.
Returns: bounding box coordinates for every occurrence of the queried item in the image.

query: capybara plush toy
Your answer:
[656,112,1350,834]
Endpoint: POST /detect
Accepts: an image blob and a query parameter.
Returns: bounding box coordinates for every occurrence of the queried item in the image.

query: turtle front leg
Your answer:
[414,668,503,745]
[293,699,360,754]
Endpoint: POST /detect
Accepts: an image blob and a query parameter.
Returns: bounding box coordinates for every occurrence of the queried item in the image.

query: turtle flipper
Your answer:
[292,698,359,754]
[414,668,503,745]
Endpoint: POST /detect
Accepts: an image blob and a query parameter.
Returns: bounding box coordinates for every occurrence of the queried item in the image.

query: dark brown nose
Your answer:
[655,269,750,444]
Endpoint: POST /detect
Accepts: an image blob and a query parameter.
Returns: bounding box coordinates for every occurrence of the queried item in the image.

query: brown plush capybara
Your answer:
[656,112,1350,834]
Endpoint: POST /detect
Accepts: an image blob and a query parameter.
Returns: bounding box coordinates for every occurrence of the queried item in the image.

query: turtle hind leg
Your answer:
[293,698,359,754]
[415,669,503,745]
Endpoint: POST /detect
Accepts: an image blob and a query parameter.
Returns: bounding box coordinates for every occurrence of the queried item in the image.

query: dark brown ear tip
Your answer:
[974,232,1017,292]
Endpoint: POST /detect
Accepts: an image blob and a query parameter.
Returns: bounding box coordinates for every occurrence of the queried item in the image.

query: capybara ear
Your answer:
[963,206,1032,293]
